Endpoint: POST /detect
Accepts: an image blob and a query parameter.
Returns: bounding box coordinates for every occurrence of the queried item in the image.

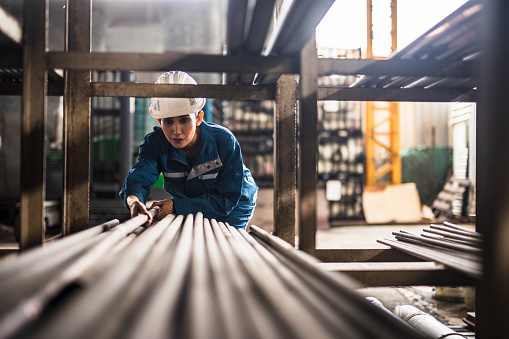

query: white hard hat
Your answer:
[149,71,206,119]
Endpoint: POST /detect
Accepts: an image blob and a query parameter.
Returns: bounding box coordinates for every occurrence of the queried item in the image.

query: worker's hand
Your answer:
[149,199,175,221]
[126,195,153,225]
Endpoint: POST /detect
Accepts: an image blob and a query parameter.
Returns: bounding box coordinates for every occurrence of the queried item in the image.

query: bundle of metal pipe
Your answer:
[350,0,482,90]
[0,213,427,339]
[378,221,482,279]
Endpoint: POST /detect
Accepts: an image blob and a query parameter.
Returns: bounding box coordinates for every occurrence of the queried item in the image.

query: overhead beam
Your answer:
[317,58,479,78]
[90,83,275,100]
[47,52,298,74]
[318,262,477,287]
[318,87,477,103]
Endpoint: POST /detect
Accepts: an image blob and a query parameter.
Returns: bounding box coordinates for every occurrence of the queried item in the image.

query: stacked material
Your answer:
[378,221,482,279]
[0,212,425,339]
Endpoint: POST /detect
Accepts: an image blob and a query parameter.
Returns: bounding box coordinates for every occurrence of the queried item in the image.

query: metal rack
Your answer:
[1,0,507,337]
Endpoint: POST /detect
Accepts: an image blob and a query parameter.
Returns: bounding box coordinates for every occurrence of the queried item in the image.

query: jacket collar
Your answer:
[158,122,219,167]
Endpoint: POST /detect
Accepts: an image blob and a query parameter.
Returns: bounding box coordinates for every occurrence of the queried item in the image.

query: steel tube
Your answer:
[208,219,285,339]
[22,215,174,339]
[395,305,466,339]
[0,209,158,339]
[202,218,252,339]
[423,228,482,246]
[378,238,482,279]
[224,224,336,339]
[392,231,482,255]
[0,219,118,278]
[250,225,427,339]
[124,213,194,339]
[430,223,482,239]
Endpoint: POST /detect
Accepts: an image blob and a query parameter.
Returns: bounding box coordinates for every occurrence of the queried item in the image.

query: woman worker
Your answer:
[119,71,258,229]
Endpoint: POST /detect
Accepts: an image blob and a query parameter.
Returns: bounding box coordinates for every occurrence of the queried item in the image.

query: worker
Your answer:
[119,71,258,229]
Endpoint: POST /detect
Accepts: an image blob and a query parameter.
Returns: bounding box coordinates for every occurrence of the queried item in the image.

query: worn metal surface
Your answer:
[317,57,479,78]
[118,72,133,193]
[47,51,298,74]
[256,0,334,85]
[62,0,91,235]
[297,38,318,254]
[20,0,47,250]
[225,0,249,85]
[90,82,275,100]
[314,248,425,263]
[0,214,427,339]
[318,262,476,287]
[273,74,297,245]
[239,0,277,85]
[0,211,156,339]
[250,225,426,338]
[318,87,477,103]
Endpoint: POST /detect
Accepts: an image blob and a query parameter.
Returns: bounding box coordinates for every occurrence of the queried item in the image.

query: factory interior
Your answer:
[0,0,507,338]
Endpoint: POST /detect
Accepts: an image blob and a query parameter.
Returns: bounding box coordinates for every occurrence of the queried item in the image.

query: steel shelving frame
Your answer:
[1,0,507,337]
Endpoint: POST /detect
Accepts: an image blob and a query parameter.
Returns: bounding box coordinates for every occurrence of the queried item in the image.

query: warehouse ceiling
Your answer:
[0,0,481,90]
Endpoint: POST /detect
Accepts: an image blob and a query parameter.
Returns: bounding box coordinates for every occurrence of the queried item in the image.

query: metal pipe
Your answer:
[0,209,158,339]
[123,213,195,339]
[202,218,252,339]
[41,214,180,339]
[239,228,370,338]
[208,219,285,339]
[394,305,467,339]
[392,231,482,255]
[378,238,482,279]
[249,225,427,338]
[0,220,119,315]
[429,224,482,239]
[224,223,336,339]
[443,221,482,237]
[0,213,437,338]
[185,213,225,339]
[0,219,118,277]
[421,233,480,248]
[422,228,482,246]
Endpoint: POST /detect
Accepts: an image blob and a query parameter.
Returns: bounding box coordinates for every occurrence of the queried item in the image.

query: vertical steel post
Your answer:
[274,75,297,245]
[20,0,47,249]
[297,38,318,254]
[119,72,133,188]
[63,0,91,234]
[477,0,509,338]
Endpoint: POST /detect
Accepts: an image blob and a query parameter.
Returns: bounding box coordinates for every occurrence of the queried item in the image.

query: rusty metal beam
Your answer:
[62,0,91,235]
[319,262,476,287]
[47,51,298,74]
[317,58,479,78]
[20,0,47,250]
[314,248,424,263]
[318,87,477,103]
[90,82,275,100]
[273,74,297,245]
[297,38,318,254]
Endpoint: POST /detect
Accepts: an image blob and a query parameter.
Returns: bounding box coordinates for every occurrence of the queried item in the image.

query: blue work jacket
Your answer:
[119,122,258,229]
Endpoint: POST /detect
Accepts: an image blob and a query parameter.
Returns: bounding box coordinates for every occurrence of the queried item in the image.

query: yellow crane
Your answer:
[365,0,401,187]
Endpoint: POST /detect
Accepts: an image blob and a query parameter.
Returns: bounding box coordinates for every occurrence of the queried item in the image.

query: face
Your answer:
[159,112,203,149]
